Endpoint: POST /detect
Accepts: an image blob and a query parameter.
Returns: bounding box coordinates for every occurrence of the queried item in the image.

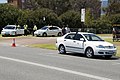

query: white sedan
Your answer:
[1,25,24,36]
[56,32,117,58]
[34,26,62,37]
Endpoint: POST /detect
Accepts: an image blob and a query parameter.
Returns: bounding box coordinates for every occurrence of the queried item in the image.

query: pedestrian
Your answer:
[62,27,66,35]
[17,25,20,29]
[32,25,37,36]
[65,26,71,33]
[24,24,28,36]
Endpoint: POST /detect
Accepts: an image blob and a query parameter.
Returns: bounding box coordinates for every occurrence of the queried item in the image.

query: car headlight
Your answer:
[96,45,105,48]
[113,45,116,48]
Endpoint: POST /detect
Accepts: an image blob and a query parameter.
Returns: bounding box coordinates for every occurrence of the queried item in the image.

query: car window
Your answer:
[65,34,75,40]
[41,26,48,30]
[21,26,24,29]
[49,27,58,30]
[74,34,84,41]
[17,27,20,29]
[83,34,104,41]
[4,26,15,29]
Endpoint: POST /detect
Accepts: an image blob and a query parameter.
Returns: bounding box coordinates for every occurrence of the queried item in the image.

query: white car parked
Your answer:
[56,32,117,58]
[1,25,24,36]
[34,26,62,37]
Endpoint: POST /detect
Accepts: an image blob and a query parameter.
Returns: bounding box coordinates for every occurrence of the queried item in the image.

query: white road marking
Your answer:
[0,56,111,80]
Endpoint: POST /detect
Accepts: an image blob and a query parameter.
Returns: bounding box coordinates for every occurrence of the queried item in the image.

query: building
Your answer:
[7,0,26,8]
[101,0,108,15]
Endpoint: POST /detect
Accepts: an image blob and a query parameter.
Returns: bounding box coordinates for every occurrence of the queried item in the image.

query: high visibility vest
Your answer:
[33,25,37,30]
[24,25,28,30]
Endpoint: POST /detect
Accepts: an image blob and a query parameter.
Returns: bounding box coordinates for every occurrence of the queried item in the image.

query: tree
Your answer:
[109,14,120,24]
[106,2,120,15]
[26,0,71,16]
[31,8,60,29]
[85,8,94,27]
[93,15,112,33]
[17,9,33,26]
[70,0,101,20]
[59,10,81,28]
[0,4,20,31]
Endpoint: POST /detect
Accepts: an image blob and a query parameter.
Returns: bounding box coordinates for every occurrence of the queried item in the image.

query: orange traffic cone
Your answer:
[11,38,16,47]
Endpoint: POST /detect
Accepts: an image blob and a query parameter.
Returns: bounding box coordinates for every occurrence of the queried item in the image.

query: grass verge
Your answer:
[30,44,57,50]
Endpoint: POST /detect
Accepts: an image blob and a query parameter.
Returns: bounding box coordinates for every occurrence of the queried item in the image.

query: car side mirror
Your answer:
[80,38,85,42]
[47,28,49,31]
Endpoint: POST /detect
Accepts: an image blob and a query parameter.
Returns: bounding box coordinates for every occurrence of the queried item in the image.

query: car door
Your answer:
[16,27,20,35]
[16,26,24,35]
[20,26,24,34]
[72,34,85,53]
[47,27,54,35]
[64,33,76,52]
[51,27,59,35]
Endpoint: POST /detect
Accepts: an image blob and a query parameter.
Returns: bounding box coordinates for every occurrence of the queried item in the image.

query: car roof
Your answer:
[6,25,16,27]
[69,32,94,35]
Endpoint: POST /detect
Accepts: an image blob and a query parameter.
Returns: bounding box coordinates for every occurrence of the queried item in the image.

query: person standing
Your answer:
[32,25,37,36]
[65,26,71,33]
[17,25,20,29]
[24,24,28,36]
[62,27,66,35]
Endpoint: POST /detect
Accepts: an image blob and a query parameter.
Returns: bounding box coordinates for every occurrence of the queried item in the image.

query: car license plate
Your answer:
[108,51,114,54]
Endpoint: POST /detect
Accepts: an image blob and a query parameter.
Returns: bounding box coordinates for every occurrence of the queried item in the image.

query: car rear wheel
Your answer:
[59,45,66,54]
[42,33,47,37]
[85,48,94,58]
[57,32,62,36]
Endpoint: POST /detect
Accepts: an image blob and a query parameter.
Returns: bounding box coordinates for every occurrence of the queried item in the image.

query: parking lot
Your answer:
[0,36,56,46]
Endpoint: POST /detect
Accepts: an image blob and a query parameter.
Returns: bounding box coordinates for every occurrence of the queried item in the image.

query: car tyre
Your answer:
[85,48,94,58]
[42,33,47,37]
[59,45,66,54]
[57,32,62,36]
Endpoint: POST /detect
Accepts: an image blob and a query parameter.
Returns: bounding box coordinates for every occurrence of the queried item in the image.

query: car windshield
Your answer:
[4,26,15,29]
[41,26,48,30]
[83,34,104,41]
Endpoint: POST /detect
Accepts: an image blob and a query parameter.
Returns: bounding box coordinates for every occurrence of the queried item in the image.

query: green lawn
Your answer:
[97,34,112,37]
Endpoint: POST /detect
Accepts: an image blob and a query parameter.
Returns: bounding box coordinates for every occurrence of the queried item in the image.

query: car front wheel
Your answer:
[85,48,94,58]
[59,45,66,54]
[42,33,47,37]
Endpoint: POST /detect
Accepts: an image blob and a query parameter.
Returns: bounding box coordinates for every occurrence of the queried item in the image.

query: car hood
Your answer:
[2,29,16,32]
[88,41,114,46]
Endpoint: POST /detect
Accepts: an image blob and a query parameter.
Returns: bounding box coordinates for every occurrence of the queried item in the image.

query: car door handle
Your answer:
[73,41,76,43]
[64,40,66,41]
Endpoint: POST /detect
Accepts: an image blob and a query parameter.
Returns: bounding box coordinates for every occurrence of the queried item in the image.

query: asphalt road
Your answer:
[0,45,120,80]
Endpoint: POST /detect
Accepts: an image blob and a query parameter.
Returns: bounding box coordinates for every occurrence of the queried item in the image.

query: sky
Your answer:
[0,0,7,3]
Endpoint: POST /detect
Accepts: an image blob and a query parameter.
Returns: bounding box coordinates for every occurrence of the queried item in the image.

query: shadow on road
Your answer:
[60,53,120,60]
